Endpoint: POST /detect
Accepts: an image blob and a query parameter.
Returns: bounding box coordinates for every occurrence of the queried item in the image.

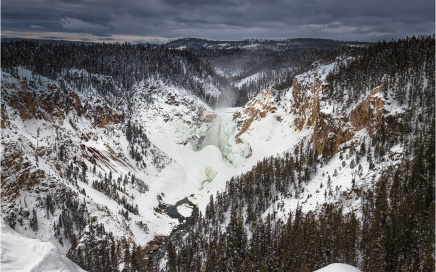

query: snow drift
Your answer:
[0,220,85,272]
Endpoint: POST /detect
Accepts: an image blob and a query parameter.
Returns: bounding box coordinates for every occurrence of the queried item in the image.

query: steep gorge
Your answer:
[1,36,434,272]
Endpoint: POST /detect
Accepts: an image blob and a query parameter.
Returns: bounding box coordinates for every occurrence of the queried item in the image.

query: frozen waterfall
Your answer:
[197,110,251,163]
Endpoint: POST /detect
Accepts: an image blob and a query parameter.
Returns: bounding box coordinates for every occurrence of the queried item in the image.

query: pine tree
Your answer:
[30,208,38,232]
[364,179,389,271]
[167,240,177,272]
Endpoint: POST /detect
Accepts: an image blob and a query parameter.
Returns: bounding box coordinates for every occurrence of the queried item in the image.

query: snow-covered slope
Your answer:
[227,60,419,220]
[1,219,85,272]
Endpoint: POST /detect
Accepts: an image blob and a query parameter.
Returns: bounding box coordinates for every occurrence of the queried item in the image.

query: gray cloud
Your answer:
[60,17,110,33]
[30,25,44,29]
[1,0,434,42]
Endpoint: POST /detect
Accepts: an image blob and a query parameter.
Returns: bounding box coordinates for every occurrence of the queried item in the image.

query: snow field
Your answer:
[1,219,85,272]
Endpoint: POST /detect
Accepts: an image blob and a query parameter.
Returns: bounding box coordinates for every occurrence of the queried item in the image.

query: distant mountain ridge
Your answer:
[165,37,371,50]
[1,37,371,51]
[1,38,95,46]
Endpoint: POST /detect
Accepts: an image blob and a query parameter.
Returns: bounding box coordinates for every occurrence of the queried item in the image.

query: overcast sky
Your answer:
[2,0,434,43]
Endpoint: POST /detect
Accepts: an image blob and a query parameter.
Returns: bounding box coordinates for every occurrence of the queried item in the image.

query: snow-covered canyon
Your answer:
[2,36,433,271]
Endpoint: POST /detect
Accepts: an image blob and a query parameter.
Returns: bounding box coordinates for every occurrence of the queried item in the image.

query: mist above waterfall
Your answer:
[216,85,239,108]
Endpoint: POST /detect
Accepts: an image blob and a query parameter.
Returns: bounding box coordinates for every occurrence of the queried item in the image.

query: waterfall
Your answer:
[197,111,250,163]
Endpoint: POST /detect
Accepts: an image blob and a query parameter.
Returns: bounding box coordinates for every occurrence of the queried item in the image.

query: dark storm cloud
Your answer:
[1,0,434,42]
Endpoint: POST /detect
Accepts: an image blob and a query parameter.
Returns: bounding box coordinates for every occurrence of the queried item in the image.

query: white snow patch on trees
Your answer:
[314,263,361,272]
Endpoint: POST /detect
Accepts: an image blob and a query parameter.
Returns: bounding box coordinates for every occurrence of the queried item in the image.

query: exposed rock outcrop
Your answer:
[1,107,10,129]
[232,71,404,158]
[350,85,386,136]
[235,89,277,141]
[291,77,325,130]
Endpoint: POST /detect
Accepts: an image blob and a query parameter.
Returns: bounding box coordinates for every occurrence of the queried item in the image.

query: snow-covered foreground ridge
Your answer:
[314,263,361,272]
[0,219,85,272]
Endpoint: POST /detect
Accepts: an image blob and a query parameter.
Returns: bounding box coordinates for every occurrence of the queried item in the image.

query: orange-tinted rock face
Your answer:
[1,141,46,197]
[350,85,386,136]
[311,112,355,157]
[291,78,325,131]
[8,87,36,121]
[310,85,389,157]
[1,107,10,129]
[41,86,88,120]
[197,106,217,123]
[92,105,123,128]
[288,75,348,156]
[294,79,398,157]
[3,77,122,128]
[232,76,397,158]
[235,89,277,140]
[67,91,86,116]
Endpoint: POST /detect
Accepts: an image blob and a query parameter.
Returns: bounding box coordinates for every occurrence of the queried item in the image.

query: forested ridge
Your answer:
[1,40,222,106]
[194,46,334,106]
[0,39,347,108]
[166,135,434,271]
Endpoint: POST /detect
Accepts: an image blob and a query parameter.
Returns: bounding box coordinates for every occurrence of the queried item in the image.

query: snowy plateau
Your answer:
[1,37,434,272]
